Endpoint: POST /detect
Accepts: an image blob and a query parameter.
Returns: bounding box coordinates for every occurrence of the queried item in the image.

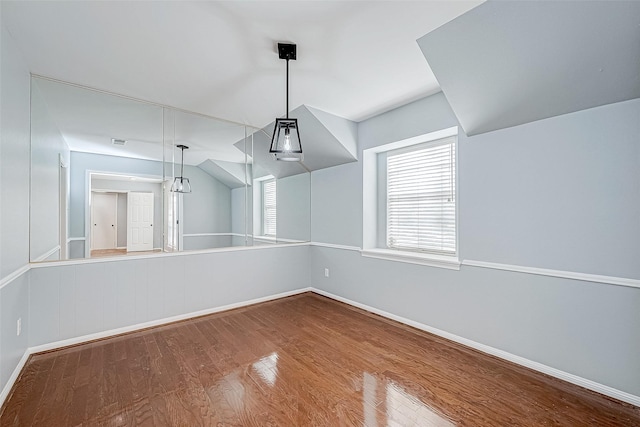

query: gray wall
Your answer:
[310,92,640,397]
[231,186,247,236]
[277,173,311,242]
[91,179,163,249]
[0,24,31,279]
[0,273,29,394]
[182,165,231,235]
[461,98,640,278]
[0,21,31,398]
[30,81,70,261]
[29,246,309,347]
[183,235,233,251]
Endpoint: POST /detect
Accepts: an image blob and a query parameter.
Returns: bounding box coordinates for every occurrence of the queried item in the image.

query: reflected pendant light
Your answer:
[269,43,303,162]
[170,144,192,193]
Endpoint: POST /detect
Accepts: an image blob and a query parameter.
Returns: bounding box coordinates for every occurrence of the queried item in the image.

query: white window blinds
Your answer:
[263,179,277,236]
[387,137,456,255]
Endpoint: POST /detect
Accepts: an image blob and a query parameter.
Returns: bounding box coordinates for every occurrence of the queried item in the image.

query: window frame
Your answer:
[361,126,460,270]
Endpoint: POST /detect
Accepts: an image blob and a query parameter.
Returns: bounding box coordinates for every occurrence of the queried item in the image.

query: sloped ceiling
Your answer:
[197,159,247,189]
[418,1,640,136]
[2,1,482,127]
[236,105,358,179]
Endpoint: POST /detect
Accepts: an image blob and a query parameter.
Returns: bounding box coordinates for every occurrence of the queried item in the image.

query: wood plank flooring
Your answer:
[90,249,162,258]
[1,292,639,426]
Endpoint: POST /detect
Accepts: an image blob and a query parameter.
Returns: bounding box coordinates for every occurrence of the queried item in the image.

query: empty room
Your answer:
[1,1,639,425]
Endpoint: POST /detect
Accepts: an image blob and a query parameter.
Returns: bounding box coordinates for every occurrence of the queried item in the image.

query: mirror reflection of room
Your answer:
[29,77,165,261]
[28,76,313,263]
[167,110,250,252]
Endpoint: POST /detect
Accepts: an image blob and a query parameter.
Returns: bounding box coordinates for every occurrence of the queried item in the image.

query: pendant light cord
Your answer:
[285,58,289,119]
[180,146,185,179]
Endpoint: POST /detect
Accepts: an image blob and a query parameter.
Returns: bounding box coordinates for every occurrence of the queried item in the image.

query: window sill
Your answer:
[360,248,460,270]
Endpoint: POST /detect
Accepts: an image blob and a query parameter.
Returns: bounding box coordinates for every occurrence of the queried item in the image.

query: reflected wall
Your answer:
[247,127,311,246]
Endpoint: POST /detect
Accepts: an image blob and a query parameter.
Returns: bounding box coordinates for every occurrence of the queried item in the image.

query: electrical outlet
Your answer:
[324,268,329,278]
[17,318,21,336]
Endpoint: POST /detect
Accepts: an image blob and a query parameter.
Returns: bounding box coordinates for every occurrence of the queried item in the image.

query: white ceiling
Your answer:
[2,0,482,128]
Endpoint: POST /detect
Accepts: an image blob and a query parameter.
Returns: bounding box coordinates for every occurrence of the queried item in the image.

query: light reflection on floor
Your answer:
[363,372,456,426]
[252,352,279,387]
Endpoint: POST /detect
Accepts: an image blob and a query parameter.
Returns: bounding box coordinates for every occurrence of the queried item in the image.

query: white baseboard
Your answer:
[0,350,30,406]
[29,287,313,354]
[309,287,640,407]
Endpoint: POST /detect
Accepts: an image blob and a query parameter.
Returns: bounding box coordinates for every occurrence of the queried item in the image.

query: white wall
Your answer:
[0,20,31,399]
[310,92,640,398]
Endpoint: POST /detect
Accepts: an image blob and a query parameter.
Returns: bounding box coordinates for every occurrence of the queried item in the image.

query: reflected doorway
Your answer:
[88,172,163,258]
[164,179,183,252]
[59,155,69,260]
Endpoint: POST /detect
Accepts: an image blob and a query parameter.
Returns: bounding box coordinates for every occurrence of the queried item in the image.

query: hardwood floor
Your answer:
[1,292,638,426]
[90,249,162,258]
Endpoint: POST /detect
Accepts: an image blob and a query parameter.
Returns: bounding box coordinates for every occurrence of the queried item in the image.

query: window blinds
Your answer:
[263,179,277,236]
[387,138,456,255]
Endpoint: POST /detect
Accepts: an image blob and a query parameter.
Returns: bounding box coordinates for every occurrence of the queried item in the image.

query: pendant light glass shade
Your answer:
[270,118,303,162]
[171,176,191,193]
[170,144,192,193]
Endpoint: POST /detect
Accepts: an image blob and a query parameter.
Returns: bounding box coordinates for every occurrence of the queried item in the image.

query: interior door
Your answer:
[59,158,69,259]
[91,192,117,250]
[127,192,154,252]
[164,180,183,252]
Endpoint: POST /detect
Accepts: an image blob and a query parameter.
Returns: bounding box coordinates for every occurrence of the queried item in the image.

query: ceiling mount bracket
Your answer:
[278,43,297,60]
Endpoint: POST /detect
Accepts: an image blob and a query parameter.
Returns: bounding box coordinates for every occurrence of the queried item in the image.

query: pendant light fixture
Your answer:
[269,43,303,162]
[170,144,192,193]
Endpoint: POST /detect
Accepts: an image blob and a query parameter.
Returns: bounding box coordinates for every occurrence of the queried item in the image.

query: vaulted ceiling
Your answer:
[2,1,482,128]
[7,0,636,177]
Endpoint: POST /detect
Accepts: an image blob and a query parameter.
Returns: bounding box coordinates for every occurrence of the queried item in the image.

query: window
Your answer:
[362,126,459,269]
[263,178,276,236]
[386,139,456,255]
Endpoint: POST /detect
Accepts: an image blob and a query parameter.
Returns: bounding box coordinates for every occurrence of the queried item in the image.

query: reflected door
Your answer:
[127,192,154,252]
[164,184,183,252]
[91,192,117,250]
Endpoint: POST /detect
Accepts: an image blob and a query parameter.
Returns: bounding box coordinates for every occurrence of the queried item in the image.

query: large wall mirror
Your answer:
[29,77,310,263]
